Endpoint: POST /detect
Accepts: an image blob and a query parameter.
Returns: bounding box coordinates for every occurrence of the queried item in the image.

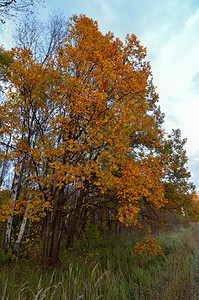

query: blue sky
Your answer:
[1,0,199,190]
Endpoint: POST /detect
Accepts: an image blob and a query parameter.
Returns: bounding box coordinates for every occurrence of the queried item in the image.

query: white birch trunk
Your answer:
[0,160,7,188]
[13,198,31,255]
[4,172,20,252]
[5,156,27,252]
[0,134,12,188]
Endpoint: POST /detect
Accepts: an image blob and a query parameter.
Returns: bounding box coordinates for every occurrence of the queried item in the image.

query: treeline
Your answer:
[0,14,198,266]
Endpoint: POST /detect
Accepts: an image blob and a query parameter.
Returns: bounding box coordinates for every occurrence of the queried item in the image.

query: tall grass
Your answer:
[1,225,199,299]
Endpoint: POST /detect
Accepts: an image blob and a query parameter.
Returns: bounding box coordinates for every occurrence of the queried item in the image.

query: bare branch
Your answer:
[0,0,44,23]
[14,12,68,62]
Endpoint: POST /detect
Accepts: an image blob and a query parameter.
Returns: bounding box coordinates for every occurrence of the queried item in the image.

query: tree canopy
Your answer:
[0,14,197,265]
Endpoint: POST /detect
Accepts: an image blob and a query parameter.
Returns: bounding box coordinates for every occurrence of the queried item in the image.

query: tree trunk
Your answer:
[80,207,88,233]
[107,209,112,231]
[12,198,31,255]
[49,209,62,266]
[41,211,51,265]
[4,157,27,252]
[66,191,84,249]
[0,134,11,188]
[116,220,120,235]
[5,172,20,252]
[0,158,7,188]
[48,186,65,266]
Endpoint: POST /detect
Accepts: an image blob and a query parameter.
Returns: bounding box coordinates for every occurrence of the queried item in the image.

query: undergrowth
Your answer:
[0,224,199,299]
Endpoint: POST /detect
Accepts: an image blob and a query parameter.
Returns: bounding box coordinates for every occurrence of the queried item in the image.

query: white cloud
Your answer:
[186,8,199,27]
[139,7,199,158]
[97,0,116,22]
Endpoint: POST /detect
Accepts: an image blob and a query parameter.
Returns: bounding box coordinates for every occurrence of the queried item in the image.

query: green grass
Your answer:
[1,225,199,299]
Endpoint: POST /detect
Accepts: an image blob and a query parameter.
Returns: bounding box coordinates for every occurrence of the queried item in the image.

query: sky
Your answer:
[1,0,199,190]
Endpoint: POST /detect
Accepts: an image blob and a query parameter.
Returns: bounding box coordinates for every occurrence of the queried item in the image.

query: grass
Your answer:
[1,224,199,299]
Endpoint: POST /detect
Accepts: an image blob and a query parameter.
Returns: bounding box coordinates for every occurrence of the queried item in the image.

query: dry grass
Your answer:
[1,225,199,299]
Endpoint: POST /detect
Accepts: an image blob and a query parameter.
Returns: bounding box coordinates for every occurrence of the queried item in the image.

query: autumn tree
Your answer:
[10,13,68,255]
[0,13,68,254]
[0,14,196,265]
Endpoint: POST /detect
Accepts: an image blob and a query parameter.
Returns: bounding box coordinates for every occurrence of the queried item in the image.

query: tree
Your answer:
[0,47,12,189]
[162,129,196,216]
[0,13,68,254]
[0,14,196,265]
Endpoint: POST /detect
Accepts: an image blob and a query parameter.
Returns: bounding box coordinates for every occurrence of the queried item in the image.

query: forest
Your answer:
[0,4,199,299]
